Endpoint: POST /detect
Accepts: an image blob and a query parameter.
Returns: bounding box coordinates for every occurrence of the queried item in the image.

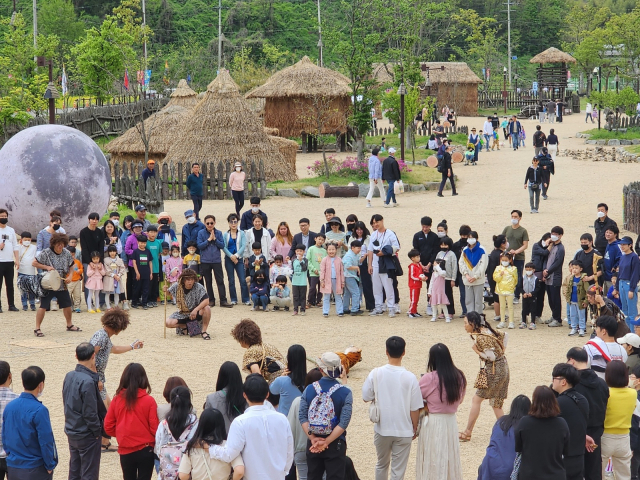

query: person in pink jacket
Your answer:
[269,222,293,264]
[164,245,183,305]
[320,243,345,317]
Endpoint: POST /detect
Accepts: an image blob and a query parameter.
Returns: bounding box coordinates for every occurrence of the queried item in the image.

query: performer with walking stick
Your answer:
[163,269,212,340]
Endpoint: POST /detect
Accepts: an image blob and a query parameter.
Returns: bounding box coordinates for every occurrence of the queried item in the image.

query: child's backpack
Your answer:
[308,381,343,435]
[158,419,196,480]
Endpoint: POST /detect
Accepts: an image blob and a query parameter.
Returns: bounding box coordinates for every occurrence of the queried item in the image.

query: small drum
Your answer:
[452,151,463,163]
[443,121,451,127]
[426,156,438,168]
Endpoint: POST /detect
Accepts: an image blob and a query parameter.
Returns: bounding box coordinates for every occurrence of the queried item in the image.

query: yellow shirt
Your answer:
[604,387,637,434]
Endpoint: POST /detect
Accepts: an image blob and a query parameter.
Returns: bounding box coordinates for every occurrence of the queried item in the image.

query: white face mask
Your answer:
[235,167,242,172]
[550,235,559,242]
[187,216,196,224]
[172,252,180,257]
[22,240,31,246]
[251,207,260,214]
[467,238,477,246]
[597,211,606,218]
[437,231,446,238]
[511,218,519,225]
[36,386,43,398]
[501,261,510,267]
[112,219,119,227]
[525,270,534,276]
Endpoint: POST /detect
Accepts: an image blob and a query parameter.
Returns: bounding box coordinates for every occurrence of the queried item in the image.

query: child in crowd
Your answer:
[325,218,347,257]
[464,145,475,166]
[342,240,362,315]
[270,255,292,287]
[491,130,500,151]
[607,284,623,309]
[306,234,326,307]
[320,243,345,317]
[291,245,308,316]
[86,251,106,313]
[131,235,152,310]
[164,244,182,305]
[158,242,170,304]
[428,135,438,151]
[520,125,526,147]
[103,245,126,309]
[428,259,450,322]
[183,241,201,277]
[407,249,426,318]
[521,262,542,330]
[493,252,517,329]
[17,232,37,311]
[563,260,587,337]
[145,226,162,307]
[66,246,84,313]
[269,274,292,311]
[68,235,81,260]
[246,242,269,290]
[250,271,269,312]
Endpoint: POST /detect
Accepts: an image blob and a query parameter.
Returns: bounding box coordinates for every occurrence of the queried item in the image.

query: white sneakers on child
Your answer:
[568,328,577,336]
[497,321,507,329]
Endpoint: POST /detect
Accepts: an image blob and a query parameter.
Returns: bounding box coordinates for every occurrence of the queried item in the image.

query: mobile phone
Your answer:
[133,339,140,348]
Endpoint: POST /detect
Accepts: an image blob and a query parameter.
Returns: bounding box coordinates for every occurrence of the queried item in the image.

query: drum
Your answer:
[443,121,451,127]
[452,151,463,163]
[426,156,438,168]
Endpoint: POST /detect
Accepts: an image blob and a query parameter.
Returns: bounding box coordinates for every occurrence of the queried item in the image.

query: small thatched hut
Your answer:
[105,104,190,167]
[246,56,351,138]
[163,70,296,182]
[530,47,577,102]
[166,79,198,108]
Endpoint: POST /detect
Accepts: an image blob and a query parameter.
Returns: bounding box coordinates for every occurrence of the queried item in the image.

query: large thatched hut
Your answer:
[166,79,198,108]
[163,70,296,182]
[104,104,190,167]
[246,56,351,139]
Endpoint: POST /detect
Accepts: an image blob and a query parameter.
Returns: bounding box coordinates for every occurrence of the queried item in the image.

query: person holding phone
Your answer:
[0,208,20,313]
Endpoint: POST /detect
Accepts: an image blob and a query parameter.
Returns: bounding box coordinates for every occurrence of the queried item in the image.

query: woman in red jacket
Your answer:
[105,363,159,480]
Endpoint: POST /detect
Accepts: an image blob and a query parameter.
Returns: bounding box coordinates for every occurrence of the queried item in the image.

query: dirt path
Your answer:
[0,111,635,479]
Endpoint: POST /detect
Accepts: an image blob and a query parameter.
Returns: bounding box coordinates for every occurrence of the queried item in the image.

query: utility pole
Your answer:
[506,0,512,86]
[218,0,222,72]
[317,0,323,67]
[598,66,602,130]
[32,0,37,62]
[141,0,148,99]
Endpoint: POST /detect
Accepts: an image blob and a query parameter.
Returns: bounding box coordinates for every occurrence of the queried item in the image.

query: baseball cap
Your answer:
[131,220,144,228]
[134,204,147,212]
[620,236,633,245]
[161,241,170,249]
[316,352,343,378]
[184,209,195,217]
[147,160,155,165]
[388,147,396,154]
[617,333,640,348]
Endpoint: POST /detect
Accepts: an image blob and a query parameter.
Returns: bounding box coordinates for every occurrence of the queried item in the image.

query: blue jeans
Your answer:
[619,279,638,330]
[252,293,268,310]
[225,256,249,303]
[18,273,36,308]
[343,277,361,312]
[323,279,344,315]
[483,134,491,151]
[569,302,586,330]
[520,136,525,147]
[511,133,519,149]
[385,180,396,205]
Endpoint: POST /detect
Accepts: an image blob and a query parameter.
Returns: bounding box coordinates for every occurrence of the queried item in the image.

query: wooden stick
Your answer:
[163,296,167,339]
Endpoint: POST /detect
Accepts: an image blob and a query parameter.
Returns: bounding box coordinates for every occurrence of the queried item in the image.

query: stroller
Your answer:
[483,275,494,310]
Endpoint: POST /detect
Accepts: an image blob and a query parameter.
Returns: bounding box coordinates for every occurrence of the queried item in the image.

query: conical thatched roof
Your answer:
[372,62,482,84]
[166,79,198,108]
[163,70,296,181]
[246,56,351,99]
[105,105,190,156]
[530,47,576,64]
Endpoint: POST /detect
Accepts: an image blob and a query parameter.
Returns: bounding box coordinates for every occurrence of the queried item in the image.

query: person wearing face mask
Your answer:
[435,237,458,319]
[108,212,123,237]
[487,235,507,323]
[453,225,471,317]
[436,219,450,243]
[181,209,205,257]
[229,162,246,217]
[186,162,204,220]
[594,203,617,254]
[543,226,566,327]
[0,209,19,313]
[502,210,529,305]
[458,231,488,314]
[2,366,58,480]
[36,216,63,255]
[612,236,640,331]
[412,217,440,316]
[240,197,269,232]
[157,212,177,246]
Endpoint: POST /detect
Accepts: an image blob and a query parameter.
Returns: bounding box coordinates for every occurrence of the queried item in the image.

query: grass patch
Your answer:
[581,127,640,140]
[625,145,640,154]
[100,204,157,224]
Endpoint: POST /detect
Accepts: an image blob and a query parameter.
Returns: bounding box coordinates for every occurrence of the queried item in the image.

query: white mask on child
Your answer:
[501,261,509,267]
[525,270,534,276]
[112,219,120,227]
[172,252,180,257]
[550,235,559,242]
[467,238,477,246]
[22,241,31,246]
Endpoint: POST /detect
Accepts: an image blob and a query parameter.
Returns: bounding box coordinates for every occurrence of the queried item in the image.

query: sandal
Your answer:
[66,325,82,332]
[201,331,211,340]
[459,431,472,442]
[101,442,112,452]
[34,329,44,337]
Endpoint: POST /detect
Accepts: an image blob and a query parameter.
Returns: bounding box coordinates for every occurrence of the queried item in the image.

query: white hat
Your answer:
[388,147,396,154]
[617,333,640,349]
[316,352,343,378]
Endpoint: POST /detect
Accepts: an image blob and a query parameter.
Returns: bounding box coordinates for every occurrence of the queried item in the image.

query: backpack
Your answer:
[436,156,443,173]
[158,419,196,480]
[307,382,343,435]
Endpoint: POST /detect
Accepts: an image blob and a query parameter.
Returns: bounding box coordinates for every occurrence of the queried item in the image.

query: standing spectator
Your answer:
[63,342,105,480]
[502,210,529,304]
[186,162,204,220]
[586,103,594,123]
[614,236,640,330]
[300,353,352,480]
[407,249,426,318]
[563,260,588,337]
[468,128,480,163]
[458,232,487,314]
[514,386,569,480]
[547,128,559,160]
[367,215,400,317]
[415,343,466,480]
[362,337,422,480]
[491,111,499,131]
[584,316,628,379]
[289,219,317,259]
[104,363,159,480]
[487,235,507,322]
[133,205,151,231]
[544,226,566,327]
[141,160,156,187]
[240,197,269,232]
[575,233,601,286]
[80,212,106,305]
[209,374,293,480]
[2,366,57,480]
[538,101,546,123]
[181,210,205,256]
[320,244,345,317]
[18,232,37,311]
[436,144,457,197]
[229,162,246,216]
[36,216,62,254]
[270,222,294,262]
[482,117,493,152]
[620,334,640,371]
[382,148,401,207]
[452,225,471,317]
[270,344,307,416]
[524,157,542,213]
[500,116,509,141]
[223,213,249,306]
[131,235,153,310]
[412,217,440,315]
[603,226,621,294]
[243,215,271,262]
[493,252,517,329]
[594,203,617,255]
[198,215,233,308]
[0,209,19,313]
[204,362,247,434]
[508,114,522,151]
[547,99,557,123]
[341,241,361,315]
[533,125,547,156]
[0,361,19,480]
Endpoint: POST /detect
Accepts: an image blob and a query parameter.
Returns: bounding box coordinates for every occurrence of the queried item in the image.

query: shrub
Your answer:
[307,155,412,180]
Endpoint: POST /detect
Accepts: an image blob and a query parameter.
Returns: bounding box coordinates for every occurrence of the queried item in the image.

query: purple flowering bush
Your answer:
[307,155,412,180]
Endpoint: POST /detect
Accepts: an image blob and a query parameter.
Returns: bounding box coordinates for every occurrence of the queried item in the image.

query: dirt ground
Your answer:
[1,111,637,480]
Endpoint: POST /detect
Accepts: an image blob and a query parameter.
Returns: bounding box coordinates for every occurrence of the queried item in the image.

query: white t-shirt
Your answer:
[17,244,37,275]
[362,364,423,437]
[368,229,400,269]
[179,440,243,480]
[583,337,628,379]
[0,226,18,263]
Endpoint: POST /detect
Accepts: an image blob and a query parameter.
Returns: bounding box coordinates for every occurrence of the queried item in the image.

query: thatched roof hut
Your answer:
[105,104,190,166]
[246,56,351,137]
[530,48,576,102]
[166,79,198,108]
[530,47,577,65]
[163,70,296,182]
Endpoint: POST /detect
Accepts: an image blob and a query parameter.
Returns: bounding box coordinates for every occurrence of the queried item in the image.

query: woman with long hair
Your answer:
[158,376,191,421]
[416,343,466,480]
[178,408,245,480]
[120,215,135,310]
[459,311,510,441]
[103,219,123,254]
[514,386,569,480]
[270,344,307,415]
[104,363,159,480]
[204,362,247,433]
[270,222,293,263]
[349,221,374,311]
[487,235,507,322]
[478,395,531,480]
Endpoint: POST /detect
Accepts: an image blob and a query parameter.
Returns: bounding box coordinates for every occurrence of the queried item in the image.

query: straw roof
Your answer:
[263,127,280,136]
[163,70,296,182]
[246,56,351,99]
[530,47,577,64]
[166,79,198,108]
[371,62,482,85]
[105,105,190,156]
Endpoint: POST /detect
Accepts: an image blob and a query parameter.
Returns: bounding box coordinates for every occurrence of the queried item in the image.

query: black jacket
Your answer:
[533,130,546,148]
[240,209,269,231]
[62,364,105,440]
[531,240,549,272]
[412,230,440,267]
[288,231,318,259]
[556,388,589,457]
[537,153,555,179]
[594,216,618,254]
[487,248,502,291]
[574,368,609,430]
[524,166,542,186]
[382,156,401,182]
[440,152,453,174]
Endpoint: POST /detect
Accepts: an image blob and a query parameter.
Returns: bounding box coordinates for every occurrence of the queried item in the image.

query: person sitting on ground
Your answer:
[230,318,285,383]
[164,269,212,340]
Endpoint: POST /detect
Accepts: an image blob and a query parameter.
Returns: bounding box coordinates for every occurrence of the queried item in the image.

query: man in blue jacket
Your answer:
[186,163,204,221]
[603,225,621,294]
[2,366,57,480]
[508,114,522,151]
[181,209,205,256]
[197,215,233,308]
[240,197,269,231]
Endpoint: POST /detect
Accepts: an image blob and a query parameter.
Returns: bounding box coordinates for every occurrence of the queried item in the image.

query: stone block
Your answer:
[278,188,299,198]
[596,140,607,145]
[301,186,320,198]
[265,188,276,196]
[410,184,426,192]
[586,140,598,145]
[358,183,380,198]
[633,139,640,145]
[620,140,632,145]
[607,139,620,146]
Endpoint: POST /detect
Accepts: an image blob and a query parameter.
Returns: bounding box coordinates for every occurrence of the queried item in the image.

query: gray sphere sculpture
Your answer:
[0,124,111,236]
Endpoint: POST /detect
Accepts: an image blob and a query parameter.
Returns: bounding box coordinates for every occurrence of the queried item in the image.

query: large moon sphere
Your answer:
[0,125,111,236]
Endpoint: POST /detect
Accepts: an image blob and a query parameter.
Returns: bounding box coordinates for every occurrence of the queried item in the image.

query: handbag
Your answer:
[474,360,489,389]
[368,368,380,423]
[510,452,522,480]
[185,318,202,337]
[394,180,404,194]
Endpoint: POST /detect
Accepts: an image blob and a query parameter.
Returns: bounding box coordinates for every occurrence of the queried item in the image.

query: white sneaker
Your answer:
[388,310,396,318]
[579,329,585,337]
[446,316,451,323]
[568,328,577,336]
[394,304,401,314]
[508,322,515,329]
[366,202,372,208]
[563,317,569,325]
[426,306,433,316]
[431,316,437,322]
[493,316,501,322]
[50,300,59,311]
[122,300,130,311]
[497,321,507,329]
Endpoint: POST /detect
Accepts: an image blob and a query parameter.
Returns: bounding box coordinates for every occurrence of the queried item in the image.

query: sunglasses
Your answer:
[205,222,215,225]
[229,220,238,224]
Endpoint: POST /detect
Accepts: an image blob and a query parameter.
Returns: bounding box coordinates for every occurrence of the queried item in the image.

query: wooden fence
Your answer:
[477,90,575,110]
[367,125,469,137]
[112,159,269,213]
[623,182,640,234]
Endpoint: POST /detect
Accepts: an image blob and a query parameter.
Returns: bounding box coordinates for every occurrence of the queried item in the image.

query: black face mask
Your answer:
[257,278,264,284]
[0,218,7,225]
[53,224,61,231]
[581,244,590,251]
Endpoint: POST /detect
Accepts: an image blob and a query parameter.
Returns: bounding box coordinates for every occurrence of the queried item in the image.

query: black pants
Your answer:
[201,262,227,304]
[307,438,347,480]
[6,465,52,480]
[68,436,101,480]
[127,266,135,301]
[631,449,640,480]
[359,261,375,311]
[522,295,536,323]
[546,284,562,321]
[191,195,203,220]
[285,462,297,480]
[150,273,159,303]
[232,190,244,216]
[564,454,584,480]
[293,285,307,312]
[535,273,546,318]
[438,172,456,195]
[308,277,322,306]
[513,259,524,299]
[0,457,6,480]
[133,276,150,306]
[0,261,15,308]
[444,279,455,315]
[584,427,603,480]
[119,446,155,480]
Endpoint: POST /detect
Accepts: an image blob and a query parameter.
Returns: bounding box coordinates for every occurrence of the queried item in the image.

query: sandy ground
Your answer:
[1,111,637,480]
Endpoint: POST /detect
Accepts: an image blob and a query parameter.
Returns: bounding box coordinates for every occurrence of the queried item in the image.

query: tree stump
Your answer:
[318,182,360,198]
